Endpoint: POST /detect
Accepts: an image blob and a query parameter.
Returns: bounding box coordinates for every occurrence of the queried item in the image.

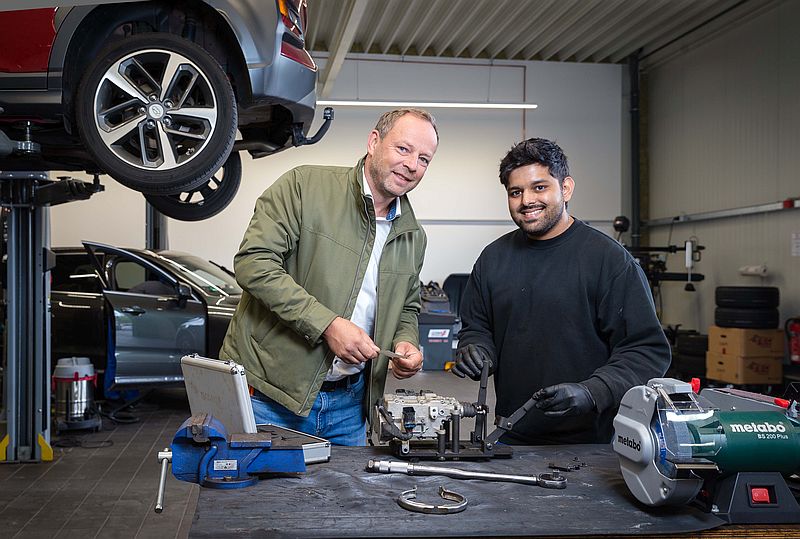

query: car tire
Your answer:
[669,353,706,378]
[675,333,708,357]
[144,151,242,221]
[75,33,237,195]
[714,286,779,308]
[714,307,780,329]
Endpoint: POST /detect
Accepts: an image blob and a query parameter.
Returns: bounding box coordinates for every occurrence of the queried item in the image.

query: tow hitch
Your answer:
[293,106,334,146]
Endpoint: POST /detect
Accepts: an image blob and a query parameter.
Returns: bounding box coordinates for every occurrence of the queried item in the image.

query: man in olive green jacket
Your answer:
[220,109,438,445]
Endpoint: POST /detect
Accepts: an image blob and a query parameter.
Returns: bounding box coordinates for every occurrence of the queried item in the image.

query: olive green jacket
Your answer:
[219,159,426,419]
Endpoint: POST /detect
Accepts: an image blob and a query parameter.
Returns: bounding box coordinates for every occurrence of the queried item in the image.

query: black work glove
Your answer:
[532,383,596,417]
[450,344,492,381]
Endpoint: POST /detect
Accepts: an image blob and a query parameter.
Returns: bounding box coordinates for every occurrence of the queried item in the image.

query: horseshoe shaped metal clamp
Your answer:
[397,485,468,514]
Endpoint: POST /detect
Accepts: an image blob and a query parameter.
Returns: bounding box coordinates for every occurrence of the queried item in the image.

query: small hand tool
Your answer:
[366,459,567,488]
[380,349,409,360]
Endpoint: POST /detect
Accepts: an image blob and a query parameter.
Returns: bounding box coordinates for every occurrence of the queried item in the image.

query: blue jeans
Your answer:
[250,373,367,446]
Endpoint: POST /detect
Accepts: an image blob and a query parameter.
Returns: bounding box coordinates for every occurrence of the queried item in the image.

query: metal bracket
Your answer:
[397,485,467,514]
[0,122,40,156]
[548,457,587,472]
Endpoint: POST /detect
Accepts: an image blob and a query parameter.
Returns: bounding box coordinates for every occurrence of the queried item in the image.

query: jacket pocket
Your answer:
[254,318,277,348]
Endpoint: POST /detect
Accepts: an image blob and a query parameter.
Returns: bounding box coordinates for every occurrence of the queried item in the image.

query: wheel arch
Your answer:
[56,1,251,134]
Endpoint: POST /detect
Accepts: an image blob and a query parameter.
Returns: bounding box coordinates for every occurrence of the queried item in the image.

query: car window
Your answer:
[51,253,102,293]
[114,259,173,295]
[156,254,242,296]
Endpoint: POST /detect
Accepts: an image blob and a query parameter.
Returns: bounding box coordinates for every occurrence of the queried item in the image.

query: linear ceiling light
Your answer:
[317,100,537,110]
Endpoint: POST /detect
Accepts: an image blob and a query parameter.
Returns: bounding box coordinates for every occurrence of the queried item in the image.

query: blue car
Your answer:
[51,242,240,389]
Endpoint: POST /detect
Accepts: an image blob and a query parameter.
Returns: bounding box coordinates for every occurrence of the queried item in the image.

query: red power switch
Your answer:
[750,487,771,504]
[774,398,790,409]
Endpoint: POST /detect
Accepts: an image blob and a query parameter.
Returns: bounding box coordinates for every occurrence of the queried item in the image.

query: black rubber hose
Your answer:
[378,404,413,441]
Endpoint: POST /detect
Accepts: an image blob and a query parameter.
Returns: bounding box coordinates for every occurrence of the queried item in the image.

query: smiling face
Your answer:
[365,113,438,208]
[506,163,574,240]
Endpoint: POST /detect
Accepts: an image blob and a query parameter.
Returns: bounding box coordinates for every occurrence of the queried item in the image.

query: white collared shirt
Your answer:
[326,172,401,381]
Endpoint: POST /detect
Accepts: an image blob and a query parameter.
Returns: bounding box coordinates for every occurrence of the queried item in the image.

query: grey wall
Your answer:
[646,1,800,331]
[51,54,623,285]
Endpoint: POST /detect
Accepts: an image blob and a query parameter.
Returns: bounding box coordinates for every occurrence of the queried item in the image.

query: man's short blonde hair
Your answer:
[373,108,439,142]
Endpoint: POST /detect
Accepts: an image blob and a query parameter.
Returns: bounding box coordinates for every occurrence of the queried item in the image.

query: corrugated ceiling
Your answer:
[307,0,779,97]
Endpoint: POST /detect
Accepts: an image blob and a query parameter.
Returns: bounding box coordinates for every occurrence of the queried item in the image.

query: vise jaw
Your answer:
[170,414,306,489]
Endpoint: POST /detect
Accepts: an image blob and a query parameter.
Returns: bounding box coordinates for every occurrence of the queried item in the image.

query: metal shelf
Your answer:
[646,198,800,227]
[418,219,614,226]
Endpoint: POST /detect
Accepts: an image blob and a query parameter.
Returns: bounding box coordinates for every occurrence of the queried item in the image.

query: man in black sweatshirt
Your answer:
[451,138,670,445]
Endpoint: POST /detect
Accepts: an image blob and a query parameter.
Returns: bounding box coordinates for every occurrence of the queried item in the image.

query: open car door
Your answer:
[82,241,206,387]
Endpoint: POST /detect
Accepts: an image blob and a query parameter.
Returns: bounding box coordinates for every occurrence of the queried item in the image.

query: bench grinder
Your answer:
[613,378,800,523]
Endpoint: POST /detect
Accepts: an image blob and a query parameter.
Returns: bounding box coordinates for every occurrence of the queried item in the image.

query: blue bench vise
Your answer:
[155,413,320,511]
[173,413,307,488]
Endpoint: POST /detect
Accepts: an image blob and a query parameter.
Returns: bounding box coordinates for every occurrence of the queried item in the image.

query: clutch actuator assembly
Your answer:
[371,361,540,460]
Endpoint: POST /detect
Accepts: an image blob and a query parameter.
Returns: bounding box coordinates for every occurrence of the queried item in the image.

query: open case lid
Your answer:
[181,354,257,434]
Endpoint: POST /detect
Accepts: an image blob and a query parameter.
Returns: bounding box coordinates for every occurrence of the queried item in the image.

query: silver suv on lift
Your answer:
[0,0,331,220]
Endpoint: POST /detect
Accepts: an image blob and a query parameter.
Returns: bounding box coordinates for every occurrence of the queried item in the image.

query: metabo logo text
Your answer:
[617,435,641,451]
[729,422,786,433]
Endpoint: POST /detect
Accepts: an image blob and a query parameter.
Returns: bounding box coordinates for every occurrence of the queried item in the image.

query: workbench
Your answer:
[186,443,800,537]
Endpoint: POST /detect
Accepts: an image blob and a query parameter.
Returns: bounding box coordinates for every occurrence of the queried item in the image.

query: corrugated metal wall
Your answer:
[646,0,800,333]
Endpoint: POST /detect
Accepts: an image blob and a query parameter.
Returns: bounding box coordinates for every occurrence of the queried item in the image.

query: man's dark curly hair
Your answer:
[498,138,570,187]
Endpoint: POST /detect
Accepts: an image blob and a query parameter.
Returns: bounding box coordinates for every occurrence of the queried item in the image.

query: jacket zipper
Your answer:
[368,220,414,420]
[306,193,372,411]
[354,194,378,414]
[346,195,373,319]
[323,195,371,368]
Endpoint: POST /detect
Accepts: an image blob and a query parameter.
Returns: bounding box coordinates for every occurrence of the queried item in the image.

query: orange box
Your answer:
[707,326,784,357]
[705,351,783,384]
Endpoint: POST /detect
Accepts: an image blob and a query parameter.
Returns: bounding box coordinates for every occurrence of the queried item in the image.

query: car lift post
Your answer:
[145,203,168,251]
[1,171,103,462]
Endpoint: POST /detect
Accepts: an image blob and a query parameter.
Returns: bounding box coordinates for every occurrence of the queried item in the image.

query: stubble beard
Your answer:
[516,202,565,239]
[368,161,409,199]
[366,160,385,195]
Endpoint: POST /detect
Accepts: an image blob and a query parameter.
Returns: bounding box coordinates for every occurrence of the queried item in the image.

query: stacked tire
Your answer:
[715,286,780,329]
[671,331,708,379]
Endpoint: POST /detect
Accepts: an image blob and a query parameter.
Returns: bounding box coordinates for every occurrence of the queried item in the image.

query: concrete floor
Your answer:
[0,388,197,539]
[0,369,488,539]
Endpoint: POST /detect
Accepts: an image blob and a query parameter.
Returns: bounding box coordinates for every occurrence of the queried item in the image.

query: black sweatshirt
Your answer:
[458,219,670,444]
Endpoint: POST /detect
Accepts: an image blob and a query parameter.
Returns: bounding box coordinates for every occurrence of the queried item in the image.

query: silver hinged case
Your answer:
[256,424,331,464]
[180,354,331,464]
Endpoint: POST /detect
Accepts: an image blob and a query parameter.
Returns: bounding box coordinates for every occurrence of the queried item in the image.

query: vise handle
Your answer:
[154,448,172,513]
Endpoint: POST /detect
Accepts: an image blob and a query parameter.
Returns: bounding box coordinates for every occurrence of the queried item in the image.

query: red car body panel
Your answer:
[0,8,56,73]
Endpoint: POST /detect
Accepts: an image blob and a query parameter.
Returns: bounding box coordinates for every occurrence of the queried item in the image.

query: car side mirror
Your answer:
[176,283,192,308]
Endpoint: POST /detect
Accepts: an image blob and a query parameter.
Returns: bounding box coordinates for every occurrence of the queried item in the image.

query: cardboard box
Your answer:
[707,326,784,357]
[705,351,783,384]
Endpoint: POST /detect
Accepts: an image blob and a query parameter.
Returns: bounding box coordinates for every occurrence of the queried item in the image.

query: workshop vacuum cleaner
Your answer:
[613,378,800,523]
[52,357,102,433]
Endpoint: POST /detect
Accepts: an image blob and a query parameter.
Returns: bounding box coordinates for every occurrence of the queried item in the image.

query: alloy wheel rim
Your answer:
[93,48,218,170]
[171,172,223,206]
